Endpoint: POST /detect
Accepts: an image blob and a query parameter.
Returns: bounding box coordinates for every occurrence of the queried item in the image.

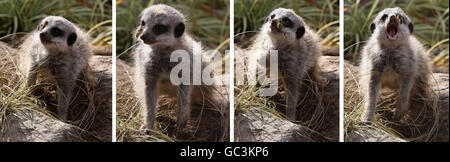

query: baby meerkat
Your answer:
[134,4,211,131]
[247,8,322,121]
[359,7,431,123]
[19,16,91,120]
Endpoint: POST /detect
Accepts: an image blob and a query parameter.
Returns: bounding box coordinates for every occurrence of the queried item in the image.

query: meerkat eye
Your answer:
[50,27,63,37]
[380,14,388,22]
[153,24,167,35]
[282,17,293,27]
[141,21,145,26]
[397,15,404,24]
[40,21,48,31]
[271,14,275,19]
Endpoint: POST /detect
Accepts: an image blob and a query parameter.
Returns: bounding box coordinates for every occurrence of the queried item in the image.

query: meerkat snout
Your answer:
[386,16,399,40]
[39,32,51,44]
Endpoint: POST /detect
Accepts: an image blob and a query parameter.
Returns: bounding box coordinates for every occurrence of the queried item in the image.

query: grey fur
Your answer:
[359,7,431,123]
[133,4,209,131]
[19,16,91,120]
[247,8,322,121]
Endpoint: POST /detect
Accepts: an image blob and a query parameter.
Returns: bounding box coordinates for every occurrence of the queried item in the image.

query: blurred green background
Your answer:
[344,0,449,69]
[0,0,112,48]
[234,0,339,48]
[116,0,230,61]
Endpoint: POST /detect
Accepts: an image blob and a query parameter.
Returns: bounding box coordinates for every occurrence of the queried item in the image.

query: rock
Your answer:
[235,107,313,142]
[1,109,83,142]
[347,127,406,142]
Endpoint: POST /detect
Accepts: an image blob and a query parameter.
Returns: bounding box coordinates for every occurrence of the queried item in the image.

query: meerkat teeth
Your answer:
[135,29,142,38]
[276,21,282,29]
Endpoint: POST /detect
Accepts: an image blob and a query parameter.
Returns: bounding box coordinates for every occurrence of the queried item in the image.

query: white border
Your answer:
[112,0,117,142]
[229,0,235,142]
[339,0,344,142]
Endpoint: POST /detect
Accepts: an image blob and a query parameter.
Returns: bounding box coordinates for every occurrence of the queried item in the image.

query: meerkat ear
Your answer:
[408,23,414,34]
[296,27,305,39]
[370,23,375,33]
[67,33,77,46]
[174,22,185,38]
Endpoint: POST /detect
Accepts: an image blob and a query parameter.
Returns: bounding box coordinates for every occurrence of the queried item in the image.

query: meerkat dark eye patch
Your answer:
[174,22,185,38]
[408,23,413,34]
[296,26,305,39]
[370,23,375,33]
[67,33,77,46]
[271,14,275,19]
[50,27,63,37]
[380,14,388,22]
[141,20,145,26]
[153,24,168,35]
[281,17,293,27]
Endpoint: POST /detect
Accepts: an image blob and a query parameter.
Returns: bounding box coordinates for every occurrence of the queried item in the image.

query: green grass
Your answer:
[344,0,449,68]
[235,0,339,48]
[116,0,230,60]
[0,0,112,47]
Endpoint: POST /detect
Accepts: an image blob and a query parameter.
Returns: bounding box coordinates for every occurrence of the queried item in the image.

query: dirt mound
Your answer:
[235,56,339,142]
[344,61,449,142]
[116,59,229,142]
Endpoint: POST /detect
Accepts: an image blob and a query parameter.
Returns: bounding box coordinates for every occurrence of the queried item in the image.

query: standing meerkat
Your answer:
[134,4,212,131]
[19,16,92,120]
[359,7,431,123]
[247,8,322,121]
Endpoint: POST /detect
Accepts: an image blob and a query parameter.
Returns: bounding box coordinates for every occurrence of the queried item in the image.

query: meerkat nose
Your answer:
[39,32,50,43]
[388,15,398,24]
[140,33,149,41]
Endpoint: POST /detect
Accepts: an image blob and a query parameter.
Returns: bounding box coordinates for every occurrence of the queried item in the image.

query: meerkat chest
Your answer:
[378,47,415,75]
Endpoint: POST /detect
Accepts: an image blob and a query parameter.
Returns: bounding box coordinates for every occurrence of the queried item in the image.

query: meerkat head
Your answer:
[37,16,79,51]
[263,8,305,42]
[370,7,413,42]
[136,4,186,46]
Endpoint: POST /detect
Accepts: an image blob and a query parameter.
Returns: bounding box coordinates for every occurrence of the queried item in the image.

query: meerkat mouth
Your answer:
[270,20,283,33]
[386,21,399,40]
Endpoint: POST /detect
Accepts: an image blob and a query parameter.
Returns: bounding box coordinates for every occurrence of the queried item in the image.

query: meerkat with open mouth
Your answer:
[359,7,431,123]
[19,16,92,120]
[247,8,323,121]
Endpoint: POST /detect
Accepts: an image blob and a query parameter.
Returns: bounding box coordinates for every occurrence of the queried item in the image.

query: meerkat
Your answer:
[134,4,213,131]
[359,7,431,123]
[19,16,91,120]
[247,8,322,121]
